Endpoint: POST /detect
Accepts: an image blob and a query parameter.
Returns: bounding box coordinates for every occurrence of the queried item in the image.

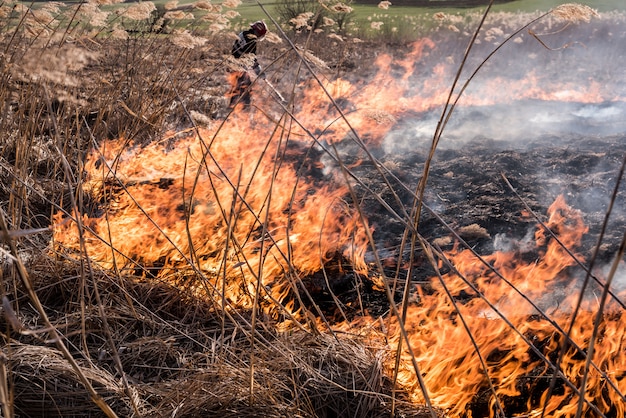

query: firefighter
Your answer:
[228,20,268,109]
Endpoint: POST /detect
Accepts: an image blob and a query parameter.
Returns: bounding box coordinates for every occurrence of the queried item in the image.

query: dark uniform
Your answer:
[228,21,267,109]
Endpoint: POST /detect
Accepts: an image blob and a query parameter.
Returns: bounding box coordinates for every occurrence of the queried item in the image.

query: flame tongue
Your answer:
[53,125,369,313]
[389,196,625,417]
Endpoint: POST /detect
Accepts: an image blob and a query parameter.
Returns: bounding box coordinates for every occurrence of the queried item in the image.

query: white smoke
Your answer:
[379,11,626,153]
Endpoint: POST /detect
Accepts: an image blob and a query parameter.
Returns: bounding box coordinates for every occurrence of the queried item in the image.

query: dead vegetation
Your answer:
[0,2,432,417]
[1,1,624,417]
[4,255,434,417]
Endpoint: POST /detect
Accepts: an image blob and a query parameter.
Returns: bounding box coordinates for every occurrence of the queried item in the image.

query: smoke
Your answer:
[378,11,626,153]
[383,99,626,154]
[492,229,536,253]
[610,261,626,294]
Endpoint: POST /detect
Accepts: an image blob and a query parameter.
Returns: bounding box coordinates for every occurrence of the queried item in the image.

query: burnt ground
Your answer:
[366,132,626,258]
[348,100,626,256]
[302,104,626,320]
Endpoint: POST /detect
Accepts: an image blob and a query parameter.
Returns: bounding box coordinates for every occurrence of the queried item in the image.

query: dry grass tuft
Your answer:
[0,254,432,417]
[329,3,354,14]
[12,43,100,87]
[300,48,330,70]
[170,29,208,49]
[264,31,284,45]
[551,3,598,23]
[378,1,392,11]
[457,223,491,240]
[5,343,136,417]
[121,1,157,21]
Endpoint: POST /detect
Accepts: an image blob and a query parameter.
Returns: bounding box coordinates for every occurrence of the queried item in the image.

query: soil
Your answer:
[309,121,626,319]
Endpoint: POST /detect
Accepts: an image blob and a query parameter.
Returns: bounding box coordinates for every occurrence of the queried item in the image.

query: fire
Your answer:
[387,196,626,417]
[53,119,370,315]
[52,12,625,416]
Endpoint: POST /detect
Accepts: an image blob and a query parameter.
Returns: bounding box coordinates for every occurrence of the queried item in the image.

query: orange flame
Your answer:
[53,122,369,315]
[52,30,625,416]
[387,196,625,417]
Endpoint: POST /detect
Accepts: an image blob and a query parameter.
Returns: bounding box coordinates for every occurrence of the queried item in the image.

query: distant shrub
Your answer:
[276,0,355,34]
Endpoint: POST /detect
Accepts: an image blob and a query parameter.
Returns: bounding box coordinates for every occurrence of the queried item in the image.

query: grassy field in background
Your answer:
[231,0,626,36]
[234,0,626,20]
[24,1,626,39]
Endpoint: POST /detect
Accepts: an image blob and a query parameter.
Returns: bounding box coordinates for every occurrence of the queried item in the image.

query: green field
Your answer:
[232,0,626,22]
[225,0,626,37]
[24,0,625,40]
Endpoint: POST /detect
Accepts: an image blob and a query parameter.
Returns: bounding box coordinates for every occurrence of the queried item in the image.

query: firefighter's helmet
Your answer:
[250,21,268,38]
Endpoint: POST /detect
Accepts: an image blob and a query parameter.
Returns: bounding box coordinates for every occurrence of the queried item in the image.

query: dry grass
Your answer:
[0,2,435,417]
[2,252,434,417]
[0,1,621,417]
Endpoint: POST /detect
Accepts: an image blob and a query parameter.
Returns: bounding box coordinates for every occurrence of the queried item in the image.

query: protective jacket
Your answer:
[228,24,265,108]
[232,28,259,59]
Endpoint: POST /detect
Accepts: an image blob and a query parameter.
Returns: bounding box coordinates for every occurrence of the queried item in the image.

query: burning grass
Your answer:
[1,1,626,417]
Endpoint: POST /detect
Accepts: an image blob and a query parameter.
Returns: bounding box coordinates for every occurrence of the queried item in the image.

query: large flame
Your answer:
[388,196,626,417]
[53,120,370,315]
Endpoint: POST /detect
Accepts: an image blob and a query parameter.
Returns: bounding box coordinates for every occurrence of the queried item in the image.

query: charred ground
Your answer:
[305,128,626,322]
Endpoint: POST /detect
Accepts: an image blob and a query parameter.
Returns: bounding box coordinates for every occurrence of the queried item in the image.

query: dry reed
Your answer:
[1,1,620,417]
[0,2,437,417]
